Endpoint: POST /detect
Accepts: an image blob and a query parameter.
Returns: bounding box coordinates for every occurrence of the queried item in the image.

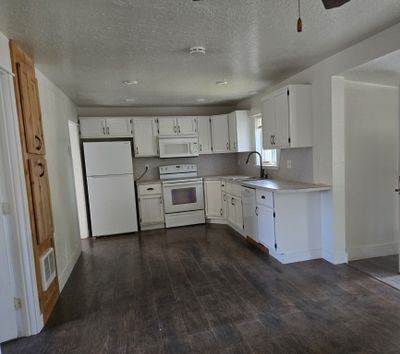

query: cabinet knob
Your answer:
[226,142,229,150]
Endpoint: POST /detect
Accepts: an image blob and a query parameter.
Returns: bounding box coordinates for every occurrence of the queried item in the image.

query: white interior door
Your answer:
[68,121,89,239]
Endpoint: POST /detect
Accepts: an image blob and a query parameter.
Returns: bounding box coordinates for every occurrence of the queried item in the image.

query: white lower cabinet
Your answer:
[204,180,223,219]
[257,204,275,251]
[138,182,165,230]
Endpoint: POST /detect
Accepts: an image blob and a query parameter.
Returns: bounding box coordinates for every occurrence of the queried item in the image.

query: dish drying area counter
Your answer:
[204,176,331,264]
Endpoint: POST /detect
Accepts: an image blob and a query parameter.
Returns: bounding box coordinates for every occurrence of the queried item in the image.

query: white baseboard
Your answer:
[347,242,398,261]
[321,248,348,264]
[58,246,81,291]
[206,218,227,225]
[270,248,322,264]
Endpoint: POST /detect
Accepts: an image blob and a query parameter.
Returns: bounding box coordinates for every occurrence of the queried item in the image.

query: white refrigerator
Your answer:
[83,141,138,237]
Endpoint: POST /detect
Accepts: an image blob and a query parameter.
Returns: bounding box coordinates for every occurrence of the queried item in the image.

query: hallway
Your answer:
[4,225,400,353]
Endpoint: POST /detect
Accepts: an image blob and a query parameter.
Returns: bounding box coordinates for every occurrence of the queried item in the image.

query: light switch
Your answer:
[1,202,11,215]
[286,160,292,169]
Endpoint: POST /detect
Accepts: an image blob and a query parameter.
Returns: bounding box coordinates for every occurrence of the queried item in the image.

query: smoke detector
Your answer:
[190,46,206,55]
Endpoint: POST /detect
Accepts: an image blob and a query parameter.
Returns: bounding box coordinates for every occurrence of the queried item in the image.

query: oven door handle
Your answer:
[163,181,202,187]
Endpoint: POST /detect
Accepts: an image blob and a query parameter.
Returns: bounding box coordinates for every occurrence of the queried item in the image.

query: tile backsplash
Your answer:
[134,153,240,181]
[237,147,314,183]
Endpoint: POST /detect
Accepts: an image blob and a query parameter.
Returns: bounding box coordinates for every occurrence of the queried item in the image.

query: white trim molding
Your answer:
[0,71,43,335]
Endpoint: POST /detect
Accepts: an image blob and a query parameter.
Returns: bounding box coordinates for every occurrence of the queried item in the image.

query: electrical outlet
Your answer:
[145,164,150,170]
[286,160,292,169]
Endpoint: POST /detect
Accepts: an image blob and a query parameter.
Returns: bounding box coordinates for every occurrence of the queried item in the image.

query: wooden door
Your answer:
[10,41,59,323]
[16,62,45,155]
[132,118,158,157]
[210,115,230,153]
[28,157,54,247]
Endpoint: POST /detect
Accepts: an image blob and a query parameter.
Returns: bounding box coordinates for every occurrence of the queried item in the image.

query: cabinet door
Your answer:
[133,118,158,157]
[16,63,46,155]
[106,118,132,137]
[274,90,290,148]
[228,113,237,152]
[222,192,228,219]
[261,97,276,150]
[80,118,106,138]
[158,117,177,136]
[198,117,212,154]
[204,181,223,218]
[210,115,230,153]
[139,195,164,225]
[176,117,197,136]
[28,157,54,246]
[257,205,275,250]
[234,197,244,231]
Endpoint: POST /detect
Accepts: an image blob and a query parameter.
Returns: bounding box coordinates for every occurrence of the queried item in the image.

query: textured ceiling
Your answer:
[344,49,400,86]
[1,0,400,107]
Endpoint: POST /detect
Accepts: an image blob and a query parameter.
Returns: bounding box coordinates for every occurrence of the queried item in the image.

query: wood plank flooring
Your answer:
[4,225,400,353]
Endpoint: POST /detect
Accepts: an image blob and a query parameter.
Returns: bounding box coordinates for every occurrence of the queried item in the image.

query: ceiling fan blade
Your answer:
[321,0,351,9]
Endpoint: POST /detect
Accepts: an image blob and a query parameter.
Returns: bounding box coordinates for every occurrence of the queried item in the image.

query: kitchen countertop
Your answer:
[241,179,331,193]
[202,175,253,182]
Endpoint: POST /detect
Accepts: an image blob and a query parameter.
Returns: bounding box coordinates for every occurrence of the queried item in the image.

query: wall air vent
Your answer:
[40,248,56,291]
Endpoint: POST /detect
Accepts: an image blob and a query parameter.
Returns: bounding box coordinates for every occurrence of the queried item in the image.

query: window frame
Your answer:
[253,114,280,169]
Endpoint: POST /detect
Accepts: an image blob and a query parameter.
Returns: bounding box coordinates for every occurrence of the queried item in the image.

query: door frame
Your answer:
[68,121,89,239]
[0,68,43,337]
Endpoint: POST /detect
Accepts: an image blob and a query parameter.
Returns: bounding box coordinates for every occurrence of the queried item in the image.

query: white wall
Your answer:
[237,21,400,264]
[0,32,11,73]
[36,70,81,290]
[344,81,399,260]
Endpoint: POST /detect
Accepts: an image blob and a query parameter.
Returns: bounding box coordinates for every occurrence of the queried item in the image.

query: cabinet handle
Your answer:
[255,206,258,216]
[199,144,202,152]
[226,142,229,150]
[178,126,181,134]
[136,146,139,155]
[37,162,45,177]
[270,135,273,145]
[147,187,154,191]
[272,135,276,145]
[223,194,226,201]
[261,195,266,199]
[173,125,177,133]
[34,135,42,150]
[231,198,235,206]
[220,208,223,216]
[102,126,106,135]
[107,127,110,135]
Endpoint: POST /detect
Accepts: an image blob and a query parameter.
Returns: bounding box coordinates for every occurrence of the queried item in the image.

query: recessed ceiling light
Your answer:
[196,98,206,103]
[122,80,138,86]
[125,98,136,102]
[216,80,228,86]
[190,46,206,55]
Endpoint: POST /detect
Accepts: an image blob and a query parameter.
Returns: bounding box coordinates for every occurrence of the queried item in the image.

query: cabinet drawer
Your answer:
[256,190,274,208]
[138,183,162,196]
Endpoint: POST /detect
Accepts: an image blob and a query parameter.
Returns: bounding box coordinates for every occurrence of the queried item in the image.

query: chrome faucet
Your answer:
[245,151,267,179]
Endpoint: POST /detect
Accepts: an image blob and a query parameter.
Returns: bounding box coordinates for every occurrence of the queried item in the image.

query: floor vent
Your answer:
[40,248,56,291]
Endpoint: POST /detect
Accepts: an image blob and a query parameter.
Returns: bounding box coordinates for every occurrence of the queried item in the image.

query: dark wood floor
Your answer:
[4,225,400,353]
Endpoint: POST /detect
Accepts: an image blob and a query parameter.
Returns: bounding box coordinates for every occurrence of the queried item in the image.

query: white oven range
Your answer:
[160,164,205,228]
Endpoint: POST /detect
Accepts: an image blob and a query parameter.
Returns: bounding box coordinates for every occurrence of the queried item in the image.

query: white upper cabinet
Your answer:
[158,116,197,137]
[107,118,133,137]
[228,110,254,152]
[80,117,132,138]
[261,84,312,149]
[132,118,159,157]
[80,118,106,137]
[176,116,197,136]
[210,114,230,153]
[197,116,212,154]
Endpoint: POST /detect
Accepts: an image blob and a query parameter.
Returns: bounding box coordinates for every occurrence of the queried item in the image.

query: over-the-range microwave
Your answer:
[158,137,199,158]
